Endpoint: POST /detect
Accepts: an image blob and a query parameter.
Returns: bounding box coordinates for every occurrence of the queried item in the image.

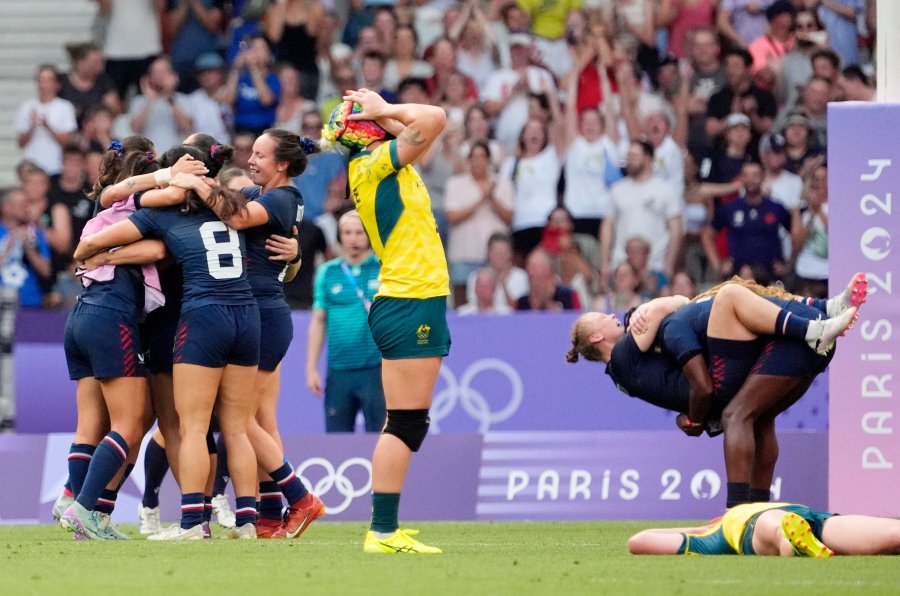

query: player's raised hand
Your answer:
[343,89,390,121]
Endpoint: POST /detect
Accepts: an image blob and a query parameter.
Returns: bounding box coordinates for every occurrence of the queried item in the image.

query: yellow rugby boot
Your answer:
[364,528,443,554]
[781,512,834,558]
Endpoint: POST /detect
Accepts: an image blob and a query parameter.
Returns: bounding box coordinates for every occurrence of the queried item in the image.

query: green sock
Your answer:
[370,492,400,533]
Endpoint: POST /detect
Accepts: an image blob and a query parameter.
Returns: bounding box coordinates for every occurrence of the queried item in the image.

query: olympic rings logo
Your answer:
[431,358,524,433]
[296,457,372,515]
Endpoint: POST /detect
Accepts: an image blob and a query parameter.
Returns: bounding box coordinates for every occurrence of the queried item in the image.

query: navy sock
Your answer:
[180,492,205,529]
[726,482,750,508]
[774,308,810,340]
[370,492,400,533]
[258,481,284,521]
[212,434,230,496]
[76,433,128,511]
[204,495,213,523]
[234,496,257,527]
[141,437,169,509]
[269,462,309,507]
[810,298,827,314]
[67,443,96,497]
[749,487,771,502]
[95,489,117,515]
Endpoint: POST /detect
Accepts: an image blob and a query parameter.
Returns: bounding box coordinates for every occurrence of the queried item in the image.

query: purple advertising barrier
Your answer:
[476,431,827,520]
[828,103,900,517]
[15,311,830,433]
[5,431,825,524]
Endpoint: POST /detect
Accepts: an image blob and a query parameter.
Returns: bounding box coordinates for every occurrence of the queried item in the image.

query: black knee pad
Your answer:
[206,429,217,454]
[383,409,430,452]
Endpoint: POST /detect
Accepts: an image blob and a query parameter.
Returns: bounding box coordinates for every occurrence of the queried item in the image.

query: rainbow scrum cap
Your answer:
[322,100,391,152]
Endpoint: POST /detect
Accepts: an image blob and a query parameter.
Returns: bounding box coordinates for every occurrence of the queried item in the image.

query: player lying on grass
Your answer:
[628,502,900,557]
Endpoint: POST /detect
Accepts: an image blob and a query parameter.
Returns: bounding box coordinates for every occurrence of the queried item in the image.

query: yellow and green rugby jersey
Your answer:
[720,502,793,553]
[347,139,450,300]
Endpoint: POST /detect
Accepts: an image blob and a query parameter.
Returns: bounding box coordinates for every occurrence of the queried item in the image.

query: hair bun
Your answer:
[108,140,123,157]
[299,137,318,155]
[210,144,224,162]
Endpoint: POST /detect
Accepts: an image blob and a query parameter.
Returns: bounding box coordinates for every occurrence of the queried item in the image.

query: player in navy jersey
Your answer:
[567,275,866,507]
[58,136,161,540]
[75,165,262,540]
[173,128,325,539]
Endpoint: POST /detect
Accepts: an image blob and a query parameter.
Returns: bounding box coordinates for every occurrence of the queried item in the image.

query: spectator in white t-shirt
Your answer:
[500,116,565,261]
[560,62,621,238]
[600,140,683,286]
[14,65,78,176]
[481,33,557,150]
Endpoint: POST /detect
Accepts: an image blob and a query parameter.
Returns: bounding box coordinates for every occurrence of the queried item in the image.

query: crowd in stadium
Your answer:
[6,0,878,313]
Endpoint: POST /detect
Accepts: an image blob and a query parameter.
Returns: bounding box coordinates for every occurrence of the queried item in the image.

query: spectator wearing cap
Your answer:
[15,65,78,177]
[184,52,232,143]
[128,56,193,153]
[781,111,824,177]
[816,0,865,67]
[705,47,776,141]
[748,0,795,91]
[701,160,791,281]
[836,65,875,101]
[717,0,775,50]
[702,112,753,187]
[482,32,557,150]
[759,131,802,262]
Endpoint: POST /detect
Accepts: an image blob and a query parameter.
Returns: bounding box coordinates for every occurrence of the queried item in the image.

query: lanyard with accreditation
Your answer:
[340,260,372,313]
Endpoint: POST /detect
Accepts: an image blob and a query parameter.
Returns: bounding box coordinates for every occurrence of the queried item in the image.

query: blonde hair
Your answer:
[692,276,802,302]
[566,315,605,364]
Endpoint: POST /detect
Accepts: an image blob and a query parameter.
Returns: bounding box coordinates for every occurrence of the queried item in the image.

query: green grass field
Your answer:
[1,521,897,595]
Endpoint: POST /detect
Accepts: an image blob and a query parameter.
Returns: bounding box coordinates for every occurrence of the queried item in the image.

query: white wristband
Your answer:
[154,167,173,185]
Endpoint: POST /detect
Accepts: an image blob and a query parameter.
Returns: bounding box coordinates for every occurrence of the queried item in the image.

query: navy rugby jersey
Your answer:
[605,334,690,414]
[79,264,145,315]
[241,185,304,308]
[130,207,255,313]
[658,297,714,366]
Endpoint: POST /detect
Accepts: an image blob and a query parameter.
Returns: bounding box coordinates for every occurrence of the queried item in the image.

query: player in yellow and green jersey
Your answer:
[318,90,449,554]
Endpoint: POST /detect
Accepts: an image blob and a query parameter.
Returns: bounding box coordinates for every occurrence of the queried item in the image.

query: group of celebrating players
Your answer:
[50,88,451,554]
[42,85,900,556]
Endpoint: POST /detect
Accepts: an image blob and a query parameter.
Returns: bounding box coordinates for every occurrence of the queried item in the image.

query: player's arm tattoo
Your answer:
[125,180,136,189]
[399,127,425,147]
